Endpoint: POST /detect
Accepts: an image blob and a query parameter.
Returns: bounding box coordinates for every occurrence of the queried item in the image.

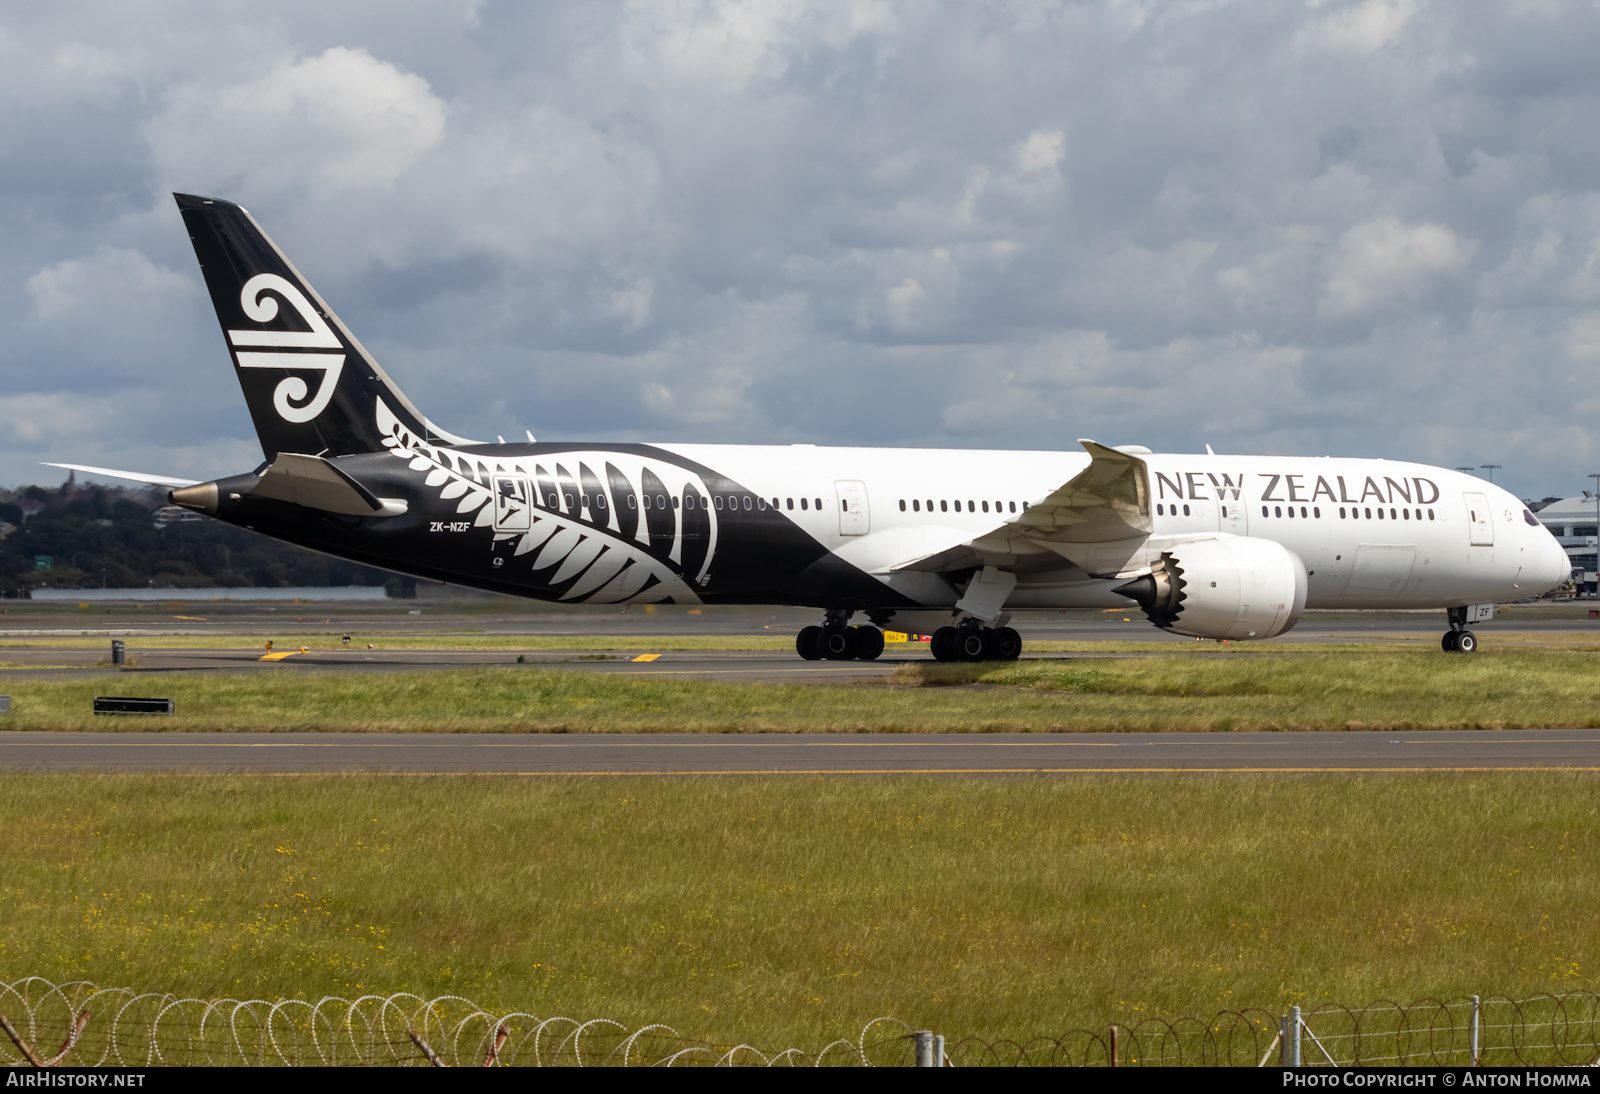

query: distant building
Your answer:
[1530,495,1600,594]
[152,505,203,527]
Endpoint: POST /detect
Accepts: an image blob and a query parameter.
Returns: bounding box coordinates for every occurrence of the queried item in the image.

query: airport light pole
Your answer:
[1590,473,1600,598]
[1480,464,1502,484]
[1455,466,1476,475]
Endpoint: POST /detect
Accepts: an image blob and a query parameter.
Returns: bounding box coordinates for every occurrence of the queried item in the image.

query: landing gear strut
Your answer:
[1442,607,1477,654]
[930,624,1022,662]
[796,613,885,661]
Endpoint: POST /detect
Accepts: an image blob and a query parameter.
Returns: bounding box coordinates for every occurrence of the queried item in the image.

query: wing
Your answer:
[894,440,1152,575]
[42,462,201,488]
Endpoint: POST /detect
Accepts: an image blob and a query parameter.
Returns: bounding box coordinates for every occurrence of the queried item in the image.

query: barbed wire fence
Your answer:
[5,978,1600,1066]
[0,977,912,1067]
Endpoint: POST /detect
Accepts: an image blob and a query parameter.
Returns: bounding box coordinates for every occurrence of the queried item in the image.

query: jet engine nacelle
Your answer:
[1114,535,1308,641]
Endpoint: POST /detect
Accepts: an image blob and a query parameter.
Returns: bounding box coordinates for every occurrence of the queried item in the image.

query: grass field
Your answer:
[3,773,1595,1048]
[4,647,1600,731]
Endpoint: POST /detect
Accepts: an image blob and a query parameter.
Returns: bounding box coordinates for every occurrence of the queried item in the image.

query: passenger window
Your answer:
[1022,501,1029,511]
[1299,507,1306,518]
[1339,507,1346,518]
[673,496,680,509]
[757,497,766,510]
[628,495,637,509]
[1183,504,1191,516]
[1275,506,1282,517]
[966,501,974,512]
[940,500,948,512]
[913,499,920,512]
[982,501,989,513]
[1262,505,1269,517]
[800,497,808,510]
[815,498,822,510]
[1364,508,1371,519]
[713,496,722,510]
[1402,508,1409,520]
[1428,509,1435,520]
[596,494,607,510]
[1157,504,1164,516]
[743,496,752,511]
[1377,508,1384,519]
[787,498,794,510]
[1313,507,1321,518]
[899,499,906,512]
[1009,502,1016,513]
[1389,508,1396,520]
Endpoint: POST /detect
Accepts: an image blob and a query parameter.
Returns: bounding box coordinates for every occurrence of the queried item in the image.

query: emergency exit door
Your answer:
[835,480,869,535]
[1463,491,1494,546]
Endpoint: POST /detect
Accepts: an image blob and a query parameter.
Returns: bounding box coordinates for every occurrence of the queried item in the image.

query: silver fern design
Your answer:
[377,399,716,604]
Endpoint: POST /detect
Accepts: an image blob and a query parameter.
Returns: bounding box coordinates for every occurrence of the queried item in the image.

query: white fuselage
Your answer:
[658,444,1570,611]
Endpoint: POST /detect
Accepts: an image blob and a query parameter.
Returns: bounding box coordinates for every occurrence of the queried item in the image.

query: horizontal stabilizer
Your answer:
[250,453,404,516]
[43,462,200,488]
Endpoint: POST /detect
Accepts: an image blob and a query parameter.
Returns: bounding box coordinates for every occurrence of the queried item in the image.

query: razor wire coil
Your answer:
[6,977,1600,1066]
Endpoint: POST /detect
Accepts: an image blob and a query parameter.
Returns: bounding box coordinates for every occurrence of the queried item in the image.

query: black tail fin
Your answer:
[174,193,475,460]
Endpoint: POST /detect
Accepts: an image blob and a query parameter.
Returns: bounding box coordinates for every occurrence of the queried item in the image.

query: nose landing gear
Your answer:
[1442,606,1478,654]
[930,625,1022,662]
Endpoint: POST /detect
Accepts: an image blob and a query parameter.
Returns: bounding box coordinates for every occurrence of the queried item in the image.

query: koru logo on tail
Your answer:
[227,274,345,423]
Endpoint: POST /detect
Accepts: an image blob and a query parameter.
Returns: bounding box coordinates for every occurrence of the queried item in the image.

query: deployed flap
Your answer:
[894,440,1152,574]
[250,452,386,515]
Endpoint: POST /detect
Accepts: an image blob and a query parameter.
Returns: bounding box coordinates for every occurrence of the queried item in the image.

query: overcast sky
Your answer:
[5,0,1600,500]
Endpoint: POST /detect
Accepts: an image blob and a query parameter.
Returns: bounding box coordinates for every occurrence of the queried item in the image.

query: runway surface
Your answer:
[5,729,1600,773]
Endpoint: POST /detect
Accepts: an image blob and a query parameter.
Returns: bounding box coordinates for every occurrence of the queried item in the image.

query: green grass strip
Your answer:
[4,648,1600,731]
[3,773,1596,1048]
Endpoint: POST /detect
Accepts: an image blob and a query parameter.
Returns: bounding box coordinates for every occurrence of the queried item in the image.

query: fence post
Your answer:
[1471,995,1480,1066]
[111,639,124,666]
[1110,1024,1119,1067]
[1292,1006,1302,1067]
[1280,1016,1290,1066]
[933,1035,945,1067]
[913,1030,934,1067]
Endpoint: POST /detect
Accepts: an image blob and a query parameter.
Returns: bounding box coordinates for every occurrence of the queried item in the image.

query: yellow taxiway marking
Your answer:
[631,653,661,662]
[257,651,305,661]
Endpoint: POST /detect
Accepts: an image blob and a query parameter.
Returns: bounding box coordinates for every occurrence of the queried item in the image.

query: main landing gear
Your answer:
[1442,606,1478,654]
[929,625,1022,663]
[796,622,885,661]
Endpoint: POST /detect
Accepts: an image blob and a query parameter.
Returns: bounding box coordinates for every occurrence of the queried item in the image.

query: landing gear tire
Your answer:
[989,627,1022,661]
[820,627,855,660]
[1441,631,1459,653]
[931,626,958,662]
[853,626,885,661]
[1456,630,1477,653]
[797,625,824,660]
[956,629,988,662]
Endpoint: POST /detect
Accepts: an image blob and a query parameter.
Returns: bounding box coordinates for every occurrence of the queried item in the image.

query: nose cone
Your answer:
[1540,527,1572,591]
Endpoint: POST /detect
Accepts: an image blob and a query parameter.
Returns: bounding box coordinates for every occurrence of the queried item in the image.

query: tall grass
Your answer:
[3,774,1596,1047]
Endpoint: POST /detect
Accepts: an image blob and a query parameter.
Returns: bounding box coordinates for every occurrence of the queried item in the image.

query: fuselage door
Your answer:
[493,475,533,531]
[835,480,869,536]
[1464,492,1494,547]
[1217,495,1248,536]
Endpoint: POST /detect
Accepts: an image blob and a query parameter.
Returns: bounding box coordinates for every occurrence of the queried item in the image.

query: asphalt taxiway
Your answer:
[5,729,1599,774]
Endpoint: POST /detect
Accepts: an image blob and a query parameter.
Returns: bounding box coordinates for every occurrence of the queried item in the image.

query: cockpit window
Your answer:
[1524,509,1540,527]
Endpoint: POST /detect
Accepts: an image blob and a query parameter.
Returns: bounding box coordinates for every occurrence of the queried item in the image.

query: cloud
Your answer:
[27,247,194,323]
[143,46,445,199]
[1320,218,1474,318]
[1295,0,1417,56]
[4,0,1600,501]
